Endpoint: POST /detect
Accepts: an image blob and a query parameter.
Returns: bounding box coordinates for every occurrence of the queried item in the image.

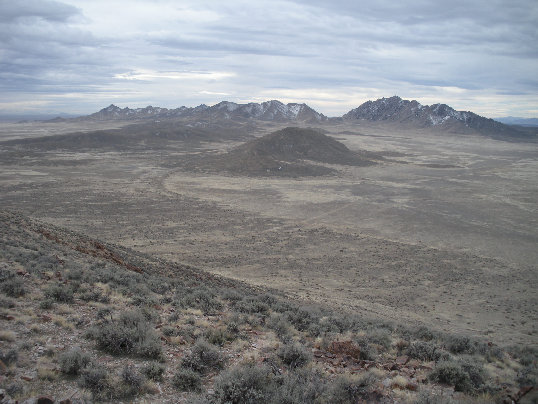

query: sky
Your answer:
[0,0,537,118]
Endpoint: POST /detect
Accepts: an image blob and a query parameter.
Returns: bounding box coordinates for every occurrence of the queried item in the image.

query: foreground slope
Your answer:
[0,210,535,403]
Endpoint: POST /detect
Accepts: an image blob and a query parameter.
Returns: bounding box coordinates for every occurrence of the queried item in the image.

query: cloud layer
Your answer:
[1,0,537,117]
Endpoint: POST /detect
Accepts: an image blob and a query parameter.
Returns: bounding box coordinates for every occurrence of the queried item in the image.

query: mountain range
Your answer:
[47,97,535,139]
[75,100,327,123]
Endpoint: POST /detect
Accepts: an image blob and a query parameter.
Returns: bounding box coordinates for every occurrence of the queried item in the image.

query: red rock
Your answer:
[42,314,52,322]
[5,315,15,321]
[406,381,419,391]
[21,375,33,381]
[395,355,409,365]
[0,360,7,374]
[327,341,361,359]
[313,350,324,358]
[407,359,421,369]
[515,385,534,401]
[60,400,72,404]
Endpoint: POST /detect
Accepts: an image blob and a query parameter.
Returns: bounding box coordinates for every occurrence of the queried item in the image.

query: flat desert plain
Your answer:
[1,120,536,346]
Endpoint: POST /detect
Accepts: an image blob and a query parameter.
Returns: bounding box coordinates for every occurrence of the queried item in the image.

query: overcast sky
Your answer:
[1,0,537,118]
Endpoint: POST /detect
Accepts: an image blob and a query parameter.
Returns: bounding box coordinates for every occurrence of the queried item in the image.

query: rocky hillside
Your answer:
[1,210,536,403]
[343,96,527,138]
[192,127,380,177]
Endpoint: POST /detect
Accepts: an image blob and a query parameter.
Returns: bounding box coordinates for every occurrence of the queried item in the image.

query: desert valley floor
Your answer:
[0,120,536,347]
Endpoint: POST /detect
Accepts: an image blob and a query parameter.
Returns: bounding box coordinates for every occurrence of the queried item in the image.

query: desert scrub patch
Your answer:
[327,371,380,403]
[59,347,91,375]
[180,338,225,374]
[204,326,238,346]
[79,288,110,303]
[233,296,270,315]
[175,286,222,314]
[272,367,329,404]
[79,364,111,400]
[429,358,485,393]
[285,306,320,331]
[44,283,74,303]
[0,296,15,308]
[142,361,165,381]
[1,278,26,297]
[444,335,478,355]
[0,348,18,366]
[213,364,273,404]
[39,298,54,309]
[118,364,147,398]
[277,342,312,369]
[267,313,293,341]
[37,367,59,381]
[173,368,203,392]
[90,309,163,359]
[407,341,449,362]
[0,330,16,342]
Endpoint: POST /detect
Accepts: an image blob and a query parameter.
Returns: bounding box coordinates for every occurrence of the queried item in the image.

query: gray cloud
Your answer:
[0,0,537,117]
[0,0,79,22]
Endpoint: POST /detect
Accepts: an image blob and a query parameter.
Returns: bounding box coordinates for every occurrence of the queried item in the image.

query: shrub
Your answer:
[39,298,54,309]
[271,368,328,404]
[285,307,318,331]
[5,383,24,398]
[327,371,378,403]
[205,327,236,346]
[234,296,269,315]
[445,335,477,355]
[176,287,222,314]
[92,310,162,358]
[213,364,273,404]
[267,314,292,341]
[173,368,202,392]
[277,343,312,369]
[0,349,18,366]
[180,339,224,374]
[353,336,377,361]
[79,365,110,399]
[429,360,477,393]
[407,341,446,362]
[59,347,91,375]
[119,364,146,397]
[413,325,438,341]
[45,284,74,303]
[1,278,25,297]
[79,289,109,303]
[0,296,15,308]
[142,362,165,382]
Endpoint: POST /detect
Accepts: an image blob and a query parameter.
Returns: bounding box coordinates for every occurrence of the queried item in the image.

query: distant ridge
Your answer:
[495,116,538,127]
[44,97,535,140]
[343,96,526,138]
[61,100,327,123]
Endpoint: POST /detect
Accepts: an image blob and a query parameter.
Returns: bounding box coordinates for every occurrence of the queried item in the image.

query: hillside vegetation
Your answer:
[0,210,536,403]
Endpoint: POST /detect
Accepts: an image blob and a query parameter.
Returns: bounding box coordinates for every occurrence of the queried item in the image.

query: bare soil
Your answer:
[0,120,536,347]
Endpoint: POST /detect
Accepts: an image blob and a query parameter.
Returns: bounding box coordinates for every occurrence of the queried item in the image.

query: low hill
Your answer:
[1,121,251,151]
[197,127,380,177]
